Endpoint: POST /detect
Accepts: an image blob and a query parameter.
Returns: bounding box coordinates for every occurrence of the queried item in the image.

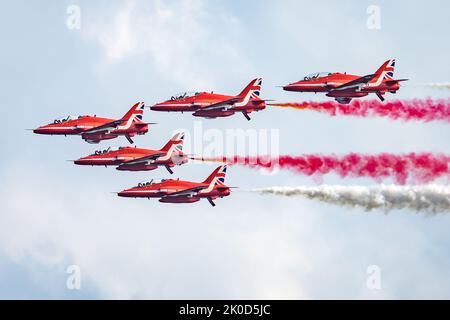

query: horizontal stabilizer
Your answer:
[252,99,274,104]
[216,186,237,190]
[135,122,156,126]
[385,79,409,85]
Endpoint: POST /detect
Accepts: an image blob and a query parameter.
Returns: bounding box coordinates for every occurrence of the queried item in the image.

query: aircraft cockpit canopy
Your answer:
[303,72,333,81]
[170,91,202,101]
[92,147,111,155]
[52,115,85,124]
[137,179,154,188]
[52,116,72,124]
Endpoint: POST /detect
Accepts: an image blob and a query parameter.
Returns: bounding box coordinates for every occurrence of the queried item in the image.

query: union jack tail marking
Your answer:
[121,102,145,123]
[203,165,227,187]
[238,78,262,101]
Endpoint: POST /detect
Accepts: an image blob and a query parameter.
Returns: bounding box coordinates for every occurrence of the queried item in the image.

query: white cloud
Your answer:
[0,167,312,299]
[2,165,450,299]
[82,0,250,88]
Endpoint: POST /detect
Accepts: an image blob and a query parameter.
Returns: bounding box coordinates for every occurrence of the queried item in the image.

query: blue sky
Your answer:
[0,0,450,299]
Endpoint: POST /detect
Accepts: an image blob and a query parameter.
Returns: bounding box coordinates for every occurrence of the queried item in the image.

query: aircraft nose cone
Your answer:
[73,158,86,165]
[282,84,296,91]
[117,190,131,197]
[33,127,45,134]
[150,104,163,111]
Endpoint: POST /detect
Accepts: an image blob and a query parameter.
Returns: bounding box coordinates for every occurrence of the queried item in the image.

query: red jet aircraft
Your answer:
[74,132,187,174]
[33,102,150,144]
[118,165,230,207]
[151,78,266,120]
[283,59,408,104]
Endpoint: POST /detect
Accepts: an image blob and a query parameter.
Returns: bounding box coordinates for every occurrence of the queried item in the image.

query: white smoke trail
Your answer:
[426,83,450,90]
[251,185,450,214]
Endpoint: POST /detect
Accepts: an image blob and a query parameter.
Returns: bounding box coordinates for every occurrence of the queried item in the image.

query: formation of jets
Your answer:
[33,60,406,206]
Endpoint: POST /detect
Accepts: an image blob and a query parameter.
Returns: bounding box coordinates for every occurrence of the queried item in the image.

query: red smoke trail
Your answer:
[269,99,450,122]
[199,153,450,184]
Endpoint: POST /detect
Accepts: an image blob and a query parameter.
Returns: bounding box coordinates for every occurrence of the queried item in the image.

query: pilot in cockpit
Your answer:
[53,116,71,124]
[303,72,333,81]
[138,179,154,188]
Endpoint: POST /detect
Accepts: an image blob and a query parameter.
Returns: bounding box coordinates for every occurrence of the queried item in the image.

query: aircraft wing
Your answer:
[83,119,125,134]
[163,186,207,198]
[331,74,376,92]
[119,152,166,166]
[200,97,242,111]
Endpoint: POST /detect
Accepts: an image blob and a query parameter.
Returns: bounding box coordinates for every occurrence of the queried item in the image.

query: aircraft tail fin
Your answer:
[203,165,227,187]
[238,78,262,101]
[121,102,145,122]
[371,59,396,83]
[161,131,185,156]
